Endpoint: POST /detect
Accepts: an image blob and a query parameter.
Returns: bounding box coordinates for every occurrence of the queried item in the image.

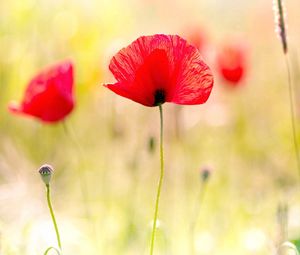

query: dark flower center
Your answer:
[154,89,166,106]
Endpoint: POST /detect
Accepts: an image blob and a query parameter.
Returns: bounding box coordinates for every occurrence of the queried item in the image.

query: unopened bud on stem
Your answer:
[200,166,212,182]
[38,164,54,185]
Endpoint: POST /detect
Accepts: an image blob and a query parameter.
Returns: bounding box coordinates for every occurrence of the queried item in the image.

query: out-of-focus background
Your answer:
[1,0,300,254]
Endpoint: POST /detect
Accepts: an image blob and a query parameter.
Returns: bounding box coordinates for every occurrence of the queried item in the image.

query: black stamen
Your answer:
[154,89,166,106]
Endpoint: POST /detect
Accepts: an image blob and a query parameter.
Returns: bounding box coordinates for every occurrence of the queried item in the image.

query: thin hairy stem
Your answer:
[62,122,91,219]
[62,122,100,250]
[46,184,62,251]
[285,55,300,179]
[189,181,208,255]
[150,104,164,255]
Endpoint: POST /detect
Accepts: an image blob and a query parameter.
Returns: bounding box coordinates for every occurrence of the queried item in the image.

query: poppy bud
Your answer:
[200,166,212,182]
[148,136,156,154]
[38,164,54,185]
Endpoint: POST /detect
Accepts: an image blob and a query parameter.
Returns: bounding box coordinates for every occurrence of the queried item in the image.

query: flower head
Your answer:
[38,164,54,185]
[104,34,214,107]
[200,165,212,182]
[273,0,288,54]
[186,26,208,52]
[9,60,75,123]
[216,42,247,86]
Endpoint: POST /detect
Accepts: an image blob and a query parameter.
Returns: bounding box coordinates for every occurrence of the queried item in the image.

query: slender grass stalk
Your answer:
[284,56,300,178]
[189,181,208,255]
[174,106,183,140]
[62,122,91,219]
[189,167,211,254]
[274,0,287,54]
[150,104,164,255]
[46,184,62,252]
[277,202,288,248]
[273,0,300,178]
[62,122,100,252]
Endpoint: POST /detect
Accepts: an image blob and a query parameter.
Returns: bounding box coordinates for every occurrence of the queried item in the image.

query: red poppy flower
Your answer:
[9,60,75,123]
[104,34,214,107]
[216,42,247,85]
[186,26,208,52]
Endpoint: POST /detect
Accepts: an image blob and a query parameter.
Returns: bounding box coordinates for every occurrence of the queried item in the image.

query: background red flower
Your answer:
[186,26,208,53]
[216,42,247,86]
[9,60,75,123]
[105,34,214,107]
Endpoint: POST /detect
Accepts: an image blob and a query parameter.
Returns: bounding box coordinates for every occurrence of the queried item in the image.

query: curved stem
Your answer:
[44,246,61,255]
[150,104,164,255]
[279,242,300,255]
[46,184,62,251]
[285,55,300,179]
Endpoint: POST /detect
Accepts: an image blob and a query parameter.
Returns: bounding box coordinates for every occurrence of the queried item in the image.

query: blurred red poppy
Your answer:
[216,43,247,85]
[9,60,75,123]
[104,34,214,107]
[186,26,208,52]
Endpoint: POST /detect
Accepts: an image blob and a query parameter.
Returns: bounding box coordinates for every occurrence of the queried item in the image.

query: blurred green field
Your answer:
[1,0,300,254]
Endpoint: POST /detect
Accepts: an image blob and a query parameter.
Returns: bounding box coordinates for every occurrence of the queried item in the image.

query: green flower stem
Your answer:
[190,182,208,255]
[62,122,100,249]
[44,246,61,255]
[150,104,164,255]
[62,122,91,219]
[46,184,62,252]
[284,55,300,179]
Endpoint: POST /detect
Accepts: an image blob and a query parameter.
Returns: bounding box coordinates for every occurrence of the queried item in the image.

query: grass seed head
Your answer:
[273,0,288,54]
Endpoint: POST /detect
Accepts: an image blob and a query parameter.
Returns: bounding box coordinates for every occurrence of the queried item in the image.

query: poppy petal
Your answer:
[168,40,213,105]
[108,36,172,106]
[105,82,153,106]
[106,34,213,106]
[8,60,75,123]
